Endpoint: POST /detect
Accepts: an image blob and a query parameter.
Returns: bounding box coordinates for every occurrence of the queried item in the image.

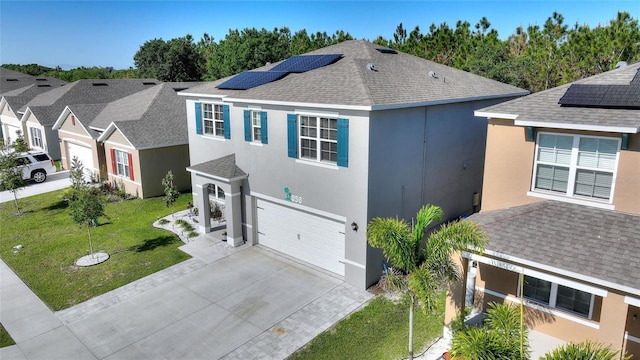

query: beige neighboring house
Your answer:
[0,67,66,145]
[20,78,160,160]
[446,62,640,357]
[90,83,197,198]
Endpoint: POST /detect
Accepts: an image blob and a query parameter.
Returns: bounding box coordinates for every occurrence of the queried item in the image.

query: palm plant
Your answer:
[366,204,488,360]
[541,340,631,360]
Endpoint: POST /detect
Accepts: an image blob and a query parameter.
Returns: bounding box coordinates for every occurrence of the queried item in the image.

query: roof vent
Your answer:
[172,87,188,92]
[428,70,438,79]
[366,63,377,72]
[6,79,18,82]
[37,84,51,87]
[36,78,47,81]
[376,48,398,54]
[143,81,157,85]
[92,83,108,86]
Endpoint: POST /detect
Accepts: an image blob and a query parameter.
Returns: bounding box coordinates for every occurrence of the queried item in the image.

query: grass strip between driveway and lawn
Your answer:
[288,292,446,360]
[0,190,193,311]
[0,322,16,348]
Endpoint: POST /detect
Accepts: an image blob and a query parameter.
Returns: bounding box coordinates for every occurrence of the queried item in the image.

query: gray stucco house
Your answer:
[179,40,527,289]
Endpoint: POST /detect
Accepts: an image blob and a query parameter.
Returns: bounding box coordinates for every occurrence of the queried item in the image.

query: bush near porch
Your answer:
[0,190,193,311]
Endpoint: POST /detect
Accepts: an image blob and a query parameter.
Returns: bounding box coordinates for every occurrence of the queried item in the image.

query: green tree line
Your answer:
[4,11,638,93]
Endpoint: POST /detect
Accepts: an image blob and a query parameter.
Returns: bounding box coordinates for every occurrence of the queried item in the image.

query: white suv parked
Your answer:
[16,151,57,183]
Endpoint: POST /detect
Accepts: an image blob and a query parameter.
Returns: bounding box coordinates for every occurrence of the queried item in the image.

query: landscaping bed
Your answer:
[0,190,193,311]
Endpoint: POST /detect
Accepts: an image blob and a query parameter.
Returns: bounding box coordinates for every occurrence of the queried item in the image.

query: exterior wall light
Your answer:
[351,222,358,232]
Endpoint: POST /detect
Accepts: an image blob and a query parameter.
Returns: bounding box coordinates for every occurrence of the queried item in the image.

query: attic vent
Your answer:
[615,61,628,69]
[36,78,47,81]
[6,79,18,82]
[366,63,377,71]
[92,83,108,86]
[428,71,438,79]
[37,84,51,87]
[172,87,188,92]
[376,48,398,54]
[143,81,157,85]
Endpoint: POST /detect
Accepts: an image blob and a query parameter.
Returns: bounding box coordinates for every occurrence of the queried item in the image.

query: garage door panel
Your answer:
[67,142,94,181]
[256,200,345,276]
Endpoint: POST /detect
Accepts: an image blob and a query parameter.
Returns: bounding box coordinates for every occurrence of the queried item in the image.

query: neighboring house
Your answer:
[0,67,66,144]
[446,62,640,357]
[19,79,159,160]
[89,82,198,198]
[179,40,527,290]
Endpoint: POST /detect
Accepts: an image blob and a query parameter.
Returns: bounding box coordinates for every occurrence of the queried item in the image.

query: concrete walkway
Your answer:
[1,231,373,360]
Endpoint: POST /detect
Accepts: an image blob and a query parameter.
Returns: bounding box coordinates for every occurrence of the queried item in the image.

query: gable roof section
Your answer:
[181,40,527,110]
[20,79,160,127]
[95,82,203,149]
[468,200,640,295]
[186,154,247,181]
[0,68,65,94]
[53,104,107,139]
[476,62,640,133]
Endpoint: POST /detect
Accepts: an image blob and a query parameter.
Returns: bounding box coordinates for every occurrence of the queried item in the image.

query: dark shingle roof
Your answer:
[21,79,160,126]
[66,103,108,138]
[181,40,527,108]
[469,201,640,293]
[477,62,640,132]
[93,82,203,148]
[0,69,66,114]
[187,154,247,179]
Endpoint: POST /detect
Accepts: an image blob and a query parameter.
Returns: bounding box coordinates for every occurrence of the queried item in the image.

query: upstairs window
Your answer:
[195,102,230,139]
[243,110,268,144]
[533,133,619,202]
[30,127,43,149]
[288,114,348,167]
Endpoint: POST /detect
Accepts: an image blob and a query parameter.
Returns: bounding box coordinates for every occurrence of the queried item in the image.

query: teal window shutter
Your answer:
[244,110,251,142]
[261,111,268,144]
[287,114,297,158]
[223,105,230,139]
[337,118,349,167]
[195,102,202,135]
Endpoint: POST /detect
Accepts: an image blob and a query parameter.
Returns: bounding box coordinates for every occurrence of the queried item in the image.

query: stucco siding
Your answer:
[1,103,13,117]
[138,145,191,198]
[103,142,140,198]
[614,133,640,214]
[106,129,132,147]
[59,112,91,136]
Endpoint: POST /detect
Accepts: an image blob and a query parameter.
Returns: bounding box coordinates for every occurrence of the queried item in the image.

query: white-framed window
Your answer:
[208,184,225,203]
[522,275,594,318]
[30,127,43,148]
[532,133,620,202]
[251,111,262,142]
[114,149,130,178]
[299,115,337,163]
[203,103,224,137]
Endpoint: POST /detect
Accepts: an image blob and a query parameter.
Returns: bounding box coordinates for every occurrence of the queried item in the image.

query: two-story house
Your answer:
[447,62,640,357]
[180,40,527,290]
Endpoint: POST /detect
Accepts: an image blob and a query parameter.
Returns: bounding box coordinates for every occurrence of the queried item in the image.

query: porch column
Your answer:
[195,184,211,233]
[445,251,468,324]
[225,182,244,247]
[598,291,628,354]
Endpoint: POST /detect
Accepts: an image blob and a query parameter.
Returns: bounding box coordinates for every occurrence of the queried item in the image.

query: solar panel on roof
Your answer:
[270,54,341,73]
[559,84,640,109]
[216,71,288,90]
[300,54,342,72]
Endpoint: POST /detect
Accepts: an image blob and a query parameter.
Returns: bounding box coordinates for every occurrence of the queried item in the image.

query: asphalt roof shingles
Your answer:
[478,62,640,131]
[187,154,247,180]
[468,201,640,292]
[181,40,527,107]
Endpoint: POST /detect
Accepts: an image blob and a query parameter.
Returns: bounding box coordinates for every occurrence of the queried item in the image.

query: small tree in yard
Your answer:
[0,145,28,214]
[12,130,30,153]
[69,156,88,192]
[366,204,488,360]
[69,188,106,259]
[162,170,180,216]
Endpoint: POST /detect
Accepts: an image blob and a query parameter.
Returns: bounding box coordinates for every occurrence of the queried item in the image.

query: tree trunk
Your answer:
[12,191,20,214]
[87,224,94,258]
[409,294,414,360]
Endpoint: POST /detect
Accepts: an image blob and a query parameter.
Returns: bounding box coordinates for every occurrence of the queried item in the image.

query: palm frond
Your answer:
[366,217,416,272]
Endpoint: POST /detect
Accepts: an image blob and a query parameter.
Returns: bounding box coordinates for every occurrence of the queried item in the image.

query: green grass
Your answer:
[0,323,15,348]
[288,293,446,360]
[0,190,193,311]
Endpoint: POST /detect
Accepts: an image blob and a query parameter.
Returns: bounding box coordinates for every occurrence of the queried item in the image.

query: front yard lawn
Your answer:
[288,292,445,360]
[0,323,15,348]
[0,190,192,311]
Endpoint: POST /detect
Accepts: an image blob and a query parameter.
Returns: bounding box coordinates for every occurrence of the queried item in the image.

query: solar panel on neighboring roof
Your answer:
[559,84,640,109]
[376,48,398,54]
[216,71,289,90]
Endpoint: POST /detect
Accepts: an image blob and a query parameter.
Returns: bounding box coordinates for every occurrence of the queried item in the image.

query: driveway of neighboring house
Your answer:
[0,171,71,204]
[0,236,373,360]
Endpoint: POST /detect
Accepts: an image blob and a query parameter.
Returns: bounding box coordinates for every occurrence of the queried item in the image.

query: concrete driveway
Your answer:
[0,171,70,204]
[1,240,373,360]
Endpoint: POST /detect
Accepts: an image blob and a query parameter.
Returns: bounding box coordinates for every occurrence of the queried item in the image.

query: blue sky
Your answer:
[1,1,637,69]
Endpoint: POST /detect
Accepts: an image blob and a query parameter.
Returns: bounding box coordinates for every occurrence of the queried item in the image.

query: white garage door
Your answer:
[67,142,94,180]
[256,199,345,276]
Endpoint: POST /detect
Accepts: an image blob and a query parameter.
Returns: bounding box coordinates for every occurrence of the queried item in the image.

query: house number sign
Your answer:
[284,187,303,204]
